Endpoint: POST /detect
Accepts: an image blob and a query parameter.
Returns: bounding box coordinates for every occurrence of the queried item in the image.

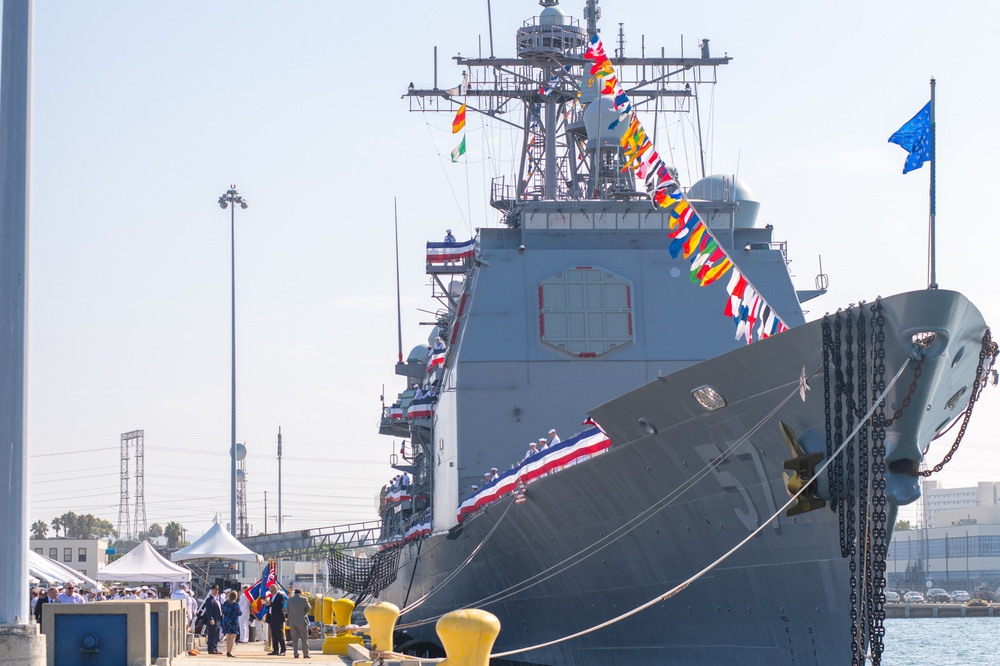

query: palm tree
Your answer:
[164,521,184,549]
[30,520,48,539]
[51,516,62,538]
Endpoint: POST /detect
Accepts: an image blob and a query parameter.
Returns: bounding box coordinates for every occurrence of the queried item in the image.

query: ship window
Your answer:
[539,267,633,356]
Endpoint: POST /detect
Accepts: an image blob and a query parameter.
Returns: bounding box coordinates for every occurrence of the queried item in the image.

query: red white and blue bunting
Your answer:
[426,239,475,265]
[407,395,436,420]
[583,35,788,343]
[456,426,612,522]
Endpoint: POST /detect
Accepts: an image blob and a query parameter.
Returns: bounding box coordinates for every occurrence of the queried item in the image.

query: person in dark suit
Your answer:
[265,584,287,655]
[202,584,224,654]
[34,586,58,629]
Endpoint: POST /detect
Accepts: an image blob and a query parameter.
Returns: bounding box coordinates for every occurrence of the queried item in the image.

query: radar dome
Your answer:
[407,345,429,364]
[539,5,568,26]
[236,469,246,482]
[231,442,247,460]
[583,95,628,148]
[687,174,762,229]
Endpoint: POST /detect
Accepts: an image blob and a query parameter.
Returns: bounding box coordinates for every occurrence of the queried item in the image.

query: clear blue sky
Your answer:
[21,1,1000,538]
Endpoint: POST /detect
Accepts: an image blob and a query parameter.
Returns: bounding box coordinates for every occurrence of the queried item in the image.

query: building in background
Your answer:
[888,505,1000,593]
[922,481,999,528]
[30,538,109,579]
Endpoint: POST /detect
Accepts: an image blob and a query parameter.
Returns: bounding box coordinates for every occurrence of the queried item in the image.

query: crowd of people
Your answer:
[195,582,311,658]
[31,579,315,659]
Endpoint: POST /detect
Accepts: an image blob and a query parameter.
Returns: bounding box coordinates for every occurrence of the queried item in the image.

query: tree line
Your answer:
[31,513,186,548]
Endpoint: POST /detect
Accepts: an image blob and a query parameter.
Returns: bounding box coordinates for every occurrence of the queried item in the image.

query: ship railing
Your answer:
[490,177,517,211]
[516,15,588,57]
[426,239,475,275]
[378,405,408,436]
[743,239,789,263]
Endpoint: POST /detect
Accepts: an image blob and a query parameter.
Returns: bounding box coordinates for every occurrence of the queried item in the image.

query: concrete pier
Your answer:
[885,602,998,618]
[185,639,352,663]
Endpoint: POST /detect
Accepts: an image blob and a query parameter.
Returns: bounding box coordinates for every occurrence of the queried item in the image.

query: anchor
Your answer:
[779,421,826,516]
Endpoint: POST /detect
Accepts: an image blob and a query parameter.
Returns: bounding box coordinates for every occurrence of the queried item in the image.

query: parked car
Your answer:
[903,591,925,603]
[884,590,901,603]
[926,588,952,603]
[951,590,971,603]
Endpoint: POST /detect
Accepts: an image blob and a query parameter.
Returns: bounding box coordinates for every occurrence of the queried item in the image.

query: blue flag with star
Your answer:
[888,101,932,174]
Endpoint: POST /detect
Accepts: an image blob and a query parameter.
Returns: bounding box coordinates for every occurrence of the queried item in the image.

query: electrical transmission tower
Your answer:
[116,432,131,541]
[131,430,148,539]
[116,430,148,543]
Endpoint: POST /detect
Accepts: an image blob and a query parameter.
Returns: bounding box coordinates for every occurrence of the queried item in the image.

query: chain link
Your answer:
[822,318,836,512]
[918,328,999,476]
[833,314,847,557]
[869,301,888,665]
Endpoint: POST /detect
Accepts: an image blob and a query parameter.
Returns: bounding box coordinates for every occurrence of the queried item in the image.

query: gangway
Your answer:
[238,520,381,559]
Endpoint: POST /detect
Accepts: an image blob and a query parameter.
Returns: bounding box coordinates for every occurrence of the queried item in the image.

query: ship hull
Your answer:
[380,289,989,665]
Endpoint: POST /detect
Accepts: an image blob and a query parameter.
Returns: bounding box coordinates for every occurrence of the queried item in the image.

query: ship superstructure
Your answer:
[380,0,817,540]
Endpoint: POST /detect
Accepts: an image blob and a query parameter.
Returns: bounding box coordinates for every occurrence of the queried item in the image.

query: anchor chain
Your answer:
[824,304,998,665]
[824,303,889,666]
[822,319,836,512]
[869,302,889,663]
[833,315,847,556]
[854,306,873,666]
[918,328,998,477]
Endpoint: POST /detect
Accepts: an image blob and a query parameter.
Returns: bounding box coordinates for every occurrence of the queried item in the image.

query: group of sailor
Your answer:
[522,428,561,461]
[469,428,564,492]
[413,383,438,400]
[390,472,411,490]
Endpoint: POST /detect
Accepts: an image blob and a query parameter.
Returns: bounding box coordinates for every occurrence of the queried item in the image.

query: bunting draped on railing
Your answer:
[427,347,446,373]
[456,426,612,522]
[426,239,475,265]
[407,396,436,420]
[404,517,432,542]
[384,489,417,504]
[583,35,788,343]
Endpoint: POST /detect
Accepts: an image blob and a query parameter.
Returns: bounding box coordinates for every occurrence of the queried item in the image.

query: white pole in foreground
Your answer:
[0,0,44,662]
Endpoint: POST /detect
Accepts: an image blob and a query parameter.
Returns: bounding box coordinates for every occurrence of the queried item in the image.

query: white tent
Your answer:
[170,517,262,564]
[96,541,191,583]
[29,550,101,588]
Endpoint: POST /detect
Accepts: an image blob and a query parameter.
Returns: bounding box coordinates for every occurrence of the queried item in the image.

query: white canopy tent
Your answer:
[96,541,191,583]
[170,517,262,564]
[29,550,101,588]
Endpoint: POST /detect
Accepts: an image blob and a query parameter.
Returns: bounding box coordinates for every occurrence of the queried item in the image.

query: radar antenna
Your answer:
[584,0,601,36]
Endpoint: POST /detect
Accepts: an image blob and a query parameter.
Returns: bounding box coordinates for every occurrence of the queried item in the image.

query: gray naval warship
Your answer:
[335,1,997,664]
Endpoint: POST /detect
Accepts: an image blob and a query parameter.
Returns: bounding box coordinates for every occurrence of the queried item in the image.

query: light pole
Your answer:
[218,185,247,535]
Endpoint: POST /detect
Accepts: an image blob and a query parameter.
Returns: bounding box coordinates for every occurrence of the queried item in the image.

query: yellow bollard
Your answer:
[436,609,501,666]
[364,602,400,653]
[331,598,354,627]
[321,598,364,655]
[322,596,335,625]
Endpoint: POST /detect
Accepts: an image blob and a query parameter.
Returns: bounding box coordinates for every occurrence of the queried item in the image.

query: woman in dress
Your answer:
[222,590,242,658]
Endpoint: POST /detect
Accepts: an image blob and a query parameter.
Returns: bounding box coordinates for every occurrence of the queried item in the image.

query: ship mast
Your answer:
[404,0,730,222]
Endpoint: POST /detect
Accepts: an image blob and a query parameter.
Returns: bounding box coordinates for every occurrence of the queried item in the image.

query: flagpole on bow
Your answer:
[928,77,937,289]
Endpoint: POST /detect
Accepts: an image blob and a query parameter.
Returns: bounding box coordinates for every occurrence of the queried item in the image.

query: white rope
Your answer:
[490,358,913,658]
[397,500,514,619]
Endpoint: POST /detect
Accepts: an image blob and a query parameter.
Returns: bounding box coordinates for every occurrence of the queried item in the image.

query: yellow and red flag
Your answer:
[452,103,466,134]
